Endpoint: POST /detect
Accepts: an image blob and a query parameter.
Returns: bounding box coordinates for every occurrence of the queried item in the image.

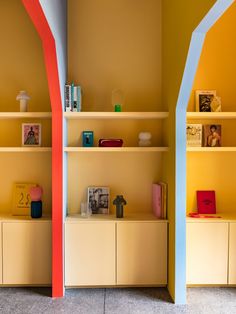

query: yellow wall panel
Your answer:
[68,0,162,112]
[0,0,50,112]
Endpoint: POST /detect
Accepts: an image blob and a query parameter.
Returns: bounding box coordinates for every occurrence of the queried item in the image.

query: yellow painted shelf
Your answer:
[64,112,169,120]
[0,147,52,152]
[187,147,236,152]
[66,213,168,222]
[187,112,236,119]
[64,147,169,153]
[0,112,52,119]
[0,214,51,222]
[186,213,236,223]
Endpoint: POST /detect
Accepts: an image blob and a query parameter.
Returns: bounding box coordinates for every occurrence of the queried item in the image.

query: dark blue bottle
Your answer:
[31,201,42,218]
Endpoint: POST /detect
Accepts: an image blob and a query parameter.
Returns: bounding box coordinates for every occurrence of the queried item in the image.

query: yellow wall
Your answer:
[0,1,52,215]
[162,0,216,301]
[68,0,162,112]
[187,2,236,214]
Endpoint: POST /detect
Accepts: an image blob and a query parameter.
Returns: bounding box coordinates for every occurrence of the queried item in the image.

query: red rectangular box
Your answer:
[197,190,216,214]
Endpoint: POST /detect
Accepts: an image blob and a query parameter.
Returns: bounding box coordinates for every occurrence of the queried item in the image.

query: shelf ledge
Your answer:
[187,147,236,152]
[187,112,236,120]
[0,112,52,119]
[0,147,52,152]
[64,112,169,120]
[64,147,169,153]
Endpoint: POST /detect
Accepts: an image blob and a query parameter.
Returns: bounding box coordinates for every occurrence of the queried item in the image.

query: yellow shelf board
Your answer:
[0,147,52,152]
[64,112,169,120]
[187,112,236,120]
[0,214,51,222]
[187,147,236,152]
[186,212,236,223]
[0,112,52,119]
[66,213,168,222]
[64,147,169,153]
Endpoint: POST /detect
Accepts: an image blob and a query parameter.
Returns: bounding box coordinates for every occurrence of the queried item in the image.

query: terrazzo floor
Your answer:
[0,287,236,313]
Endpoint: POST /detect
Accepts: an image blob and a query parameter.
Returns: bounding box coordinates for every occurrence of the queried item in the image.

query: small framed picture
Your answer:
[186,124,202,147]
[87,186,110,214]
[22,123,41,146]
[203,124,221,147]
[195,90,216,112]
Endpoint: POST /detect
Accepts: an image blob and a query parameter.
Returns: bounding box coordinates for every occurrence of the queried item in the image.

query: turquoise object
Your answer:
[113,195,127,218]
[31,201,42,218]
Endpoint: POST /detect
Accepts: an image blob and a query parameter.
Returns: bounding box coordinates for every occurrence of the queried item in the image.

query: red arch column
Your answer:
[22,0,63,298]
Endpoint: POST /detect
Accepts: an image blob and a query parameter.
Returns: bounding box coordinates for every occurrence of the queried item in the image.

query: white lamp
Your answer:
[16,91,30,112]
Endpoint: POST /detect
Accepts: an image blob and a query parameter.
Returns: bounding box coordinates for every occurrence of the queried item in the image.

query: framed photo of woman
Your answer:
[22,123,41,146]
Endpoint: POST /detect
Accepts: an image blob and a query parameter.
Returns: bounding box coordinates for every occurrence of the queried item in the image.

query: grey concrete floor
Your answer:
[0,287,236,313]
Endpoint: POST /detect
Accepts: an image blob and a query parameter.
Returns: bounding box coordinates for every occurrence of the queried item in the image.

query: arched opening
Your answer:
[176,0,235,303]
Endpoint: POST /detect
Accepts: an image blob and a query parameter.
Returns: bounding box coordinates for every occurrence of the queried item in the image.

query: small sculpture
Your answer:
[29,186,43,218]
[16,91,30,112]
[113,195,127,218]
[138,132,152,147]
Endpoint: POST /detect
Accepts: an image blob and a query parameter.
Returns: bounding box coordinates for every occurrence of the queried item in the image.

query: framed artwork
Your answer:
[87,186,110,214]
[203,124,221,147]
[22,123,41,146]
[12,183,37,215]
[186,124,202,147]
[195,90,216,112]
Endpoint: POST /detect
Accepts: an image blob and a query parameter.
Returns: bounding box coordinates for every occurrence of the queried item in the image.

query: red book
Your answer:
[197,191,216,214]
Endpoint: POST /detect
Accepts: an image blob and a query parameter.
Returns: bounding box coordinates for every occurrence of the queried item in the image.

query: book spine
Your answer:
[71,82,74,111]
[158,182,168,219]
[152,184,162,218]
[65,84,71,112]
[72,85,78,112]
[77,85,82,112]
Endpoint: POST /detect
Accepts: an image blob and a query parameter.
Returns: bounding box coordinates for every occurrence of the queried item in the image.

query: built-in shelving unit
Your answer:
[187,147,236,152]
[0,147,52,153]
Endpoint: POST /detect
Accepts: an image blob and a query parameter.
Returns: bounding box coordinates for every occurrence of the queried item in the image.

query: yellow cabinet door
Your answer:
[3,222,51,285]
[186,222,228,285]
[117,222,167,285]
[65,221,116,286]
[229,223,236,284]
[0,222,2,284]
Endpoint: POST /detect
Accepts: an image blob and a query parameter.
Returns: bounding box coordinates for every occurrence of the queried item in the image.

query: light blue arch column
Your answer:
[175,0,234,304]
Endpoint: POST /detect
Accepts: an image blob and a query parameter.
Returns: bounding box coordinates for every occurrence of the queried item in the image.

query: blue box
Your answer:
[82,131,94,147]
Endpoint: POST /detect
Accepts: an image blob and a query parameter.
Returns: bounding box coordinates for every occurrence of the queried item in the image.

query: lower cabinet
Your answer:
[117,222,167,285]
[65,220,167,287]
[229,223,236,284]
[65,221,116,286]
[186,222,228,285]
[2,221,51,285]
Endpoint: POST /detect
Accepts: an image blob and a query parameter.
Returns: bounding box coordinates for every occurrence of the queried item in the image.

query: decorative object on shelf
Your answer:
[186,124,202,147]
[80,202,92,218]
[203,124,221,147]
[12,183,37,216]
[197,190,216,214]
[22,123,41,146]
[210,96,222,112]
[30,186,43,218]
[98,139,123,147]
[82,131,94,147]
[16,91,30,112]
[65,83,82,112]
[152,182,167,219]
[113,195,127,218]
[112,89,124,112]
[88,186,110,214]
[195,90,217,112]
[138,132,152,147]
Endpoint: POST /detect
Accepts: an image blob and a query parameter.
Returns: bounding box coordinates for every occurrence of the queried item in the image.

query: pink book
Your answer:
[152,184,162,218]
[197,190,216,214]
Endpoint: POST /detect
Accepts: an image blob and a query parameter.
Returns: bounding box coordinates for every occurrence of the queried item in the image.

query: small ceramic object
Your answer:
[113,195,127,218]
[16,91,30,112]
[30,186,43,201]
[138,132,152,147]
[112,89,124,112]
